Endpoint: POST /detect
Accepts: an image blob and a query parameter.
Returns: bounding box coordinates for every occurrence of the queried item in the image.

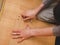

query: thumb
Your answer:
[23,17,31,21]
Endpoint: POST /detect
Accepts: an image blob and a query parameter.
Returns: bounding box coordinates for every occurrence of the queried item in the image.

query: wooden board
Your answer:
[0,0,55,45]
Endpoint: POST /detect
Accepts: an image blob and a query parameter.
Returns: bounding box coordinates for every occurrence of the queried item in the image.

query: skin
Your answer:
[22,3,44,21]
[12,1,55,43]
[12,26,55,43]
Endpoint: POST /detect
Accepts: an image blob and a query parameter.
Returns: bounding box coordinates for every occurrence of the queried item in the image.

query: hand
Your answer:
[12,27,34,43]
[22,10,37,21]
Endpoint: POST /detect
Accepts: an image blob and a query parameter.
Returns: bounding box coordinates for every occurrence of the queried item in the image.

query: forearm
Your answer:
[31,26,54,36]
[34,3,44,13]
[31,25,60,36]
[34,0,54,13]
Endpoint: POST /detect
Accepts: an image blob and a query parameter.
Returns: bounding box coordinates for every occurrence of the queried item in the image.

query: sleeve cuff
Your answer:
[42,0,53,8]
[53,25,60,36]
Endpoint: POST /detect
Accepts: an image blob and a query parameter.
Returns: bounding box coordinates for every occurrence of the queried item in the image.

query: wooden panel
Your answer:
[0,0,55,45]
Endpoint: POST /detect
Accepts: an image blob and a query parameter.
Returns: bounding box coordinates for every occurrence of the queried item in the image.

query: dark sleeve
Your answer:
[53,2,60,36]
[42,0,54,8]
[53,26,60,36]
[54,1,60,25]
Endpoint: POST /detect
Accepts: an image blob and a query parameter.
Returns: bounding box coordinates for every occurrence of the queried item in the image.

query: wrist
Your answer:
[30,29,39,37]
[34,3,44,13]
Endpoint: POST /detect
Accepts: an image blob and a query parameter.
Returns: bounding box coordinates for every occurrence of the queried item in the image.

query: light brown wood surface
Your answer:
[0,0,55,45]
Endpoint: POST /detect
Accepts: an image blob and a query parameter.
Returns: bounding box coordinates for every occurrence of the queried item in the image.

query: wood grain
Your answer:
[0,0,55,45]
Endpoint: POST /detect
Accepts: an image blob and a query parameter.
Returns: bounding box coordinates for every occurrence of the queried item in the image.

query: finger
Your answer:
[23,17,31,21]
[21,13,28,18]
[12,36,22,39]
[18,38,26,43]
[12,33,20,36]
[12,30,21,33]
[12,36,20,39]
[12,33,23,39]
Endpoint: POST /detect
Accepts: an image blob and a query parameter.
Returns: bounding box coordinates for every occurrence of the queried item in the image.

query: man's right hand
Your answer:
[21,9,37,21]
